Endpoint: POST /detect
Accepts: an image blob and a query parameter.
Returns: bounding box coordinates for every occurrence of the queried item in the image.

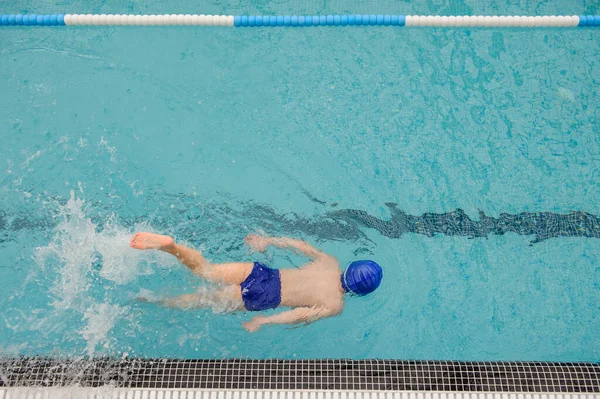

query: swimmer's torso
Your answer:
[279,255,344,311]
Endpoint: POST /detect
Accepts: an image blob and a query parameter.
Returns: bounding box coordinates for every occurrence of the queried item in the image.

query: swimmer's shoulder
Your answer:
[316,252,341,269]
[327,297,344,316]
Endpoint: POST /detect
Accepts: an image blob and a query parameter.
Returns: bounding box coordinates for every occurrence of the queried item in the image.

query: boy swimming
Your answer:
[130,232,383,332]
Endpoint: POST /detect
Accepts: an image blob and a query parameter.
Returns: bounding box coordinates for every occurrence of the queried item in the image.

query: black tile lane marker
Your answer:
[327,206,600,244]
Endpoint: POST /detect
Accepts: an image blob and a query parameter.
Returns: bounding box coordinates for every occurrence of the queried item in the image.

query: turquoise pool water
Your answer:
[1,0,599,362]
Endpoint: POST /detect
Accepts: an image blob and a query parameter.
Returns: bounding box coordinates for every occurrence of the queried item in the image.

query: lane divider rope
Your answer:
[1,14,599,27]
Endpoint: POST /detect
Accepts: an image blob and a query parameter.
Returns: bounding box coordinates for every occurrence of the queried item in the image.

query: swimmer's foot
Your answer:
[130,232,174,250]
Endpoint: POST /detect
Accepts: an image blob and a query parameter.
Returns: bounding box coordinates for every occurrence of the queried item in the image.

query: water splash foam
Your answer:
[81,303,125,357]
[32,190,178,356]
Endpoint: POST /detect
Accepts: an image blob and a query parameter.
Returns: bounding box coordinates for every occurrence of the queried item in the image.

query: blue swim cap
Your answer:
[341,260,383,296]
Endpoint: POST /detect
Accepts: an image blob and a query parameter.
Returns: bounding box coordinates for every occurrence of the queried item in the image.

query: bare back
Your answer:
[279,255,344,311]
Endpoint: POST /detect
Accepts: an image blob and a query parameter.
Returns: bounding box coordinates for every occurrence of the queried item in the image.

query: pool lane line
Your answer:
[1,14,600,27]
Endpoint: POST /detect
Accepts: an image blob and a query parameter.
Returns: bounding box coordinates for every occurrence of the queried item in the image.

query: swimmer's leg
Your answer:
[139,286,244,311]
[130,232,253,285]
[160,294,204,309]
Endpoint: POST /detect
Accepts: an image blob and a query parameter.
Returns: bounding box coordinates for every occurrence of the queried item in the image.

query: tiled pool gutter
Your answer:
[1,358,599,398]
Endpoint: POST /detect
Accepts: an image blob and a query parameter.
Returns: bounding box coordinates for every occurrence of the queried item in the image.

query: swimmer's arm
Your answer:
[270,237,324,259]
[246,234,323,259]
[242,307,329,332]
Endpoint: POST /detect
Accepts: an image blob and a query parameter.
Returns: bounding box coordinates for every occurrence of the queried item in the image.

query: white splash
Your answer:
[81,302,124,356]
[35,192,97,309]
[33,190,178,355]
[35,192,177,294]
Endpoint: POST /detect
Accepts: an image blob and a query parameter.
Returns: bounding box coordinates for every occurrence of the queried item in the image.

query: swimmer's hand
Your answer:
[244,234,270,253]
[243,316,265,333]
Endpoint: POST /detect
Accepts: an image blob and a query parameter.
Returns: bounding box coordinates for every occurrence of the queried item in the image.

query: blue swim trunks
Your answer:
[240,262,282,311]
